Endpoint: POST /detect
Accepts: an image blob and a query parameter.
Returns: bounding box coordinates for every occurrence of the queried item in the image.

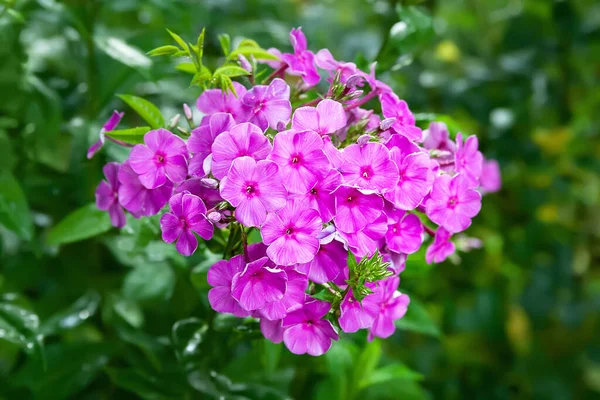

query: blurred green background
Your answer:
[1,0,599,399]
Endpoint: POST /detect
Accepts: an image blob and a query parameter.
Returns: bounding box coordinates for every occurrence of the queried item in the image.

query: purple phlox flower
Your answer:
[291,99,347,136]
[314,49,361,85]
[87,110,124,159]
[211,122,272,179]
[281,27,320,88]
[175,178,222,209]
[196,81,248,122]
[423,122,456,153]
[385,210,424,254]
[259,269,308,320]
[339,289,379,333]
[339,142,399,193]
[282,299,338,356]
[207,255,251,317]
[242,78,292,131]
[117,162,173,217]
[425,227,456,264]
[220,157,287,227]
[380,93,422,142]
[261,199,322,266]
[455,133,483,188]
[247,242,268,262]
[261,318,285,344]
[297,169,342,222]
[384,250,407,274]
[268,129,330,193]
[384,143,434,211]
[129,128,188,189]
[349,107,381,133]
[298,237,346,284]
[231,256,288,311]
[95,162,126,228]
[263,47,284,69]
[188,113,235,177]
[479,158,502,194]
[426,174,482,233]
[368,276,410,340]
[385,133,421,155]
[160,192,213,256]
[363,62,393,94]
[333,186,383,233]
[323,136,343,169]
[338,212,387,257]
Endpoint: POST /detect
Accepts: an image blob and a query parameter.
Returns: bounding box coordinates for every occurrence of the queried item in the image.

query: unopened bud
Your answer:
[207,211,222,224]
[200,178,219,189]
[345,74,364,88]
[169,114,181,129]
[183,103,193,121]
[357,134,371,146]
[344,89,363,101]
[380,117,396,131]
[238,54,252,73]
[276,120,288,131]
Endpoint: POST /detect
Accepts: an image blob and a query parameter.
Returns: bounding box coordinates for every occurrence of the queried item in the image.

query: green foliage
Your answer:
[47,204,113,246]
[117,94,165,130]
[0,171,33,240]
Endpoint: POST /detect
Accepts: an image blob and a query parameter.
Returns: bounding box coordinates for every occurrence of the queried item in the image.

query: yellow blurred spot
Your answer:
[536,204,558,223]
[436,40,461,63]
[533,127,571,155]
[506,305,531,355]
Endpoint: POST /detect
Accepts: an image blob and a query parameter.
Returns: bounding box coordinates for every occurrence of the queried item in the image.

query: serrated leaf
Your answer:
[166,29,190,54]
[147,45,180,57]
[214,65,251,78]
[117,94,164,129]
[40,291,101,335]
[395,298,440,337]
[229,47,279,61]
[176,62,196,74]
[106,126,151,145]
[218,33,230,56]
[47,203,112,246]
[0,170,33,240]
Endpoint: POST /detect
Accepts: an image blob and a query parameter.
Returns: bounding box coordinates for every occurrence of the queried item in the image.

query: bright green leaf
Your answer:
[0,170,33,240]
[47,203,112,246]
[176,62,196,74]
[218,33,230,56]
[117,94,164,129]
[106,126,151,145]
[166,29,190,54]
[214,65,251,78]
[229,47,279,61]
[147,45,180,57]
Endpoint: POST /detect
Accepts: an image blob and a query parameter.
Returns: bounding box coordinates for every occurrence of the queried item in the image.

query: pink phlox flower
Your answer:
[337,212,387,257]
[268,129,330,193]
[479,158,502,194]
[87,110,124,159]
[117,162,173,217]
[282,299,338,356]
[314,49,361,85]
[196,81,248,122]
[380,93,422,142]
[261,199,322,266]
[426,174,482,233]
[207,255,251,317]
[281,27,321,88]
[425,227,456,264]
[219,157,287,227]
[339,289,379,333]
[384,210,424,254]
[368,276,410,340]
[160,192,213,256]
[333,186,383,233]
[188,113,235,177]
[210,122,272,179]
[423,122,456,153]
[339,142,399,193]
[231,256,288,311]
[95,162,126,228]
[296,169,342,222]
[322,136,343,169]
[129,128,189,189]
[242,78,292,131]
[174,178,222,209]
[291,99,347,136]
[455,133,483,188]
[261,318,285,344]
[297,236,346,284]
[258,269,308,321]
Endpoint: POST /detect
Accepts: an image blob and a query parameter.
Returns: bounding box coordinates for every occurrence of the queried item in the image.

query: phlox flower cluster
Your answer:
[90,27,501,356]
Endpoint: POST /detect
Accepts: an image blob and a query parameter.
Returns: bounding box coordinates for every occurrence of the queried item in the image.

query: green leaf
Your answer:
[106,126,151,144]
[395,298,441,337]
[40,291,101,335]
[229,47,279,61]
[196,27,206,59]
[391,5,434,54]
[353,339,381,386]
[123,263,176,303]
[176,62,196,74]
[214,65,251,78]
[191,66,213,86]
[260,339,281,374]
[359,363,423,389]
[0,170,33,240]
[47,203,112,246]
[219,75,236,96]
[117,94,164,129]
[7,8,25,23]
[171,318,207,361]
[147,45,180,57]
[95,35,152,69]
[0,302,43,358]
[106,368,185,400]
[218,33,230,56]
[237,39,260,48]
[166,29,190,54]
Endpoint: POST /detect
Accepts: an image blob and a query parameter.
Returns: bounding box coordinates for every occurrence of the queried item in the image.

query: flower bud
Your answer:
[380,117,396,131]
[345,73,364,88]
[238,54,252,73]
[207,211,222,224]
[169,114,180,129]
[183,103,193,120]
[200,178,219,189]
[357,134,371,146]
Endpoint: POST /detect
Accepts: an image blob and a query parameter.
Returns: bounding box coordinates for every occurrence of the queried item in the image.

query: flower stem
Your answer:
[262,65,288,84]
[105,135,134,148]
[240,225,249,263]
[423,224,436,237]
[344,90,379,111]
